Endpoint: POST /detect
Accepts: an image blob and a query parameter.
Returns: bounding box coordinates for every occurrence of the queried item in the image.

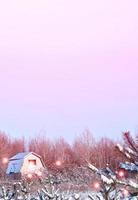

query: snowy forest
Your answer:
[0,130,138,199]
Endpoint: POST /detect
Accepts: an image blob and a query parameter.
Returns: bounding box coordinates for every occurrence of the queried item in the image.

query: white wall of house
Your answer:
[21,154,44,175]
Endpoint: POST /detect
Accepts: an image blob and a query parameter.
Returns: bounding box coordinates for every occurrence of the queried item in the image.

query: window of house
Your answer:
[28,159,36,165]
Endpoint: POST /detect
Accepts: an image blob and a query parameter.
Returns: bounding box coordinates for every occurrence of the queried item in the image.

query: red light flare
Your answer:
[55,160,62,166]
[122,188,129,197]
[93,182,100,190]
[118,170,125,178]
[36,171,42,177]
[27,174,33,179]
[2,157,8,164]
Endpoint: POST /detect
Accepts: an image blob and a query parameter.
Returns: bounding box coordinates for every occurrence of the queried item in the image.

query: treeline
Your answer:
[0,130,124,172]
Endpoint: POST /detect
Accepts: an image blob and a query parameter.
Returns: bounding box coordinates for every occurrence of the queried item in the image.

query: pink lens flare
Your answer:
[2,157,9,164]
[93,182,100,190]
[118,170,125,178]
[27,174,33,179]
[122,188,129,197]
[37,171,42,177]
[55,160,62,166]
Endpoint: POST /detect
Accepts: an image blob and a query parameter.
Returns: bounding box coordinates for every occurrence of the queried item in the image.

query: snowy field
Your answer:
[0,180,137,200]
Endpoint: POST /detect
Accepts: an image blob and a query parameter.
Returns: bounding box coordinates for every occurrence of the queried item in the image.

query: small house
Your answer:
[6,152,45,179]
[119,162,138,179]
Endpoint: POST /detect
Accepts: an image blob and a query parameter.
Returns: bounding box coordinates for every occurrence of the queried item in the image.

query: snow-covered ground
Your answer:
[0,182,136,200]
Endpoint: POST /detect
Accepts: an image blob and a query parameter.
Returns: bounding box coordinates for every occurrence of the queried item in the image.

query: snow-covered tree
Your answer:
[88,132,138,199]
[116,131,138,197]
[88,162,138,199]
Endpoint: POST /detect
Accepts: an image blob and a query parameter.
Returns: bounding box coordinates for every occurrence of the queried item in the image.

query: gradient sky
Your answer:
[0,0,138,142]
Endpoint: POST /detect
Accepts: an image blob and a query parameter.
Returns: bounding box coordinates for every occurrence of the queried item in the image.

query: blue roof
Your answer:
[10,152,31,160]
[7,152,31,174]
[120,162,138,172]
[6,159,24,174]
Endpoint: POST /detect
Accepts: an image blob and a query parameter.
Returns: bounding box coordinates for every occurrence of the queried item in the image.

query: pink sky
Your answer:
[0,0,138,141]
